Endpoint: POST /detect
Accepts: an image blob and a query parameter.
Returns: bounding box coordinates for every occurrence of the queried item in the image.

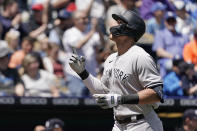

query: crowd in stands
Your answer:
[0,0,197,98]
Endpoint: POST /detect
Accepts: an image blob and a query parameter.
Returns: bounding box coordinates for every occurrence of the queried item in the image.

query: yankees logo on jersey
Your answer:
[105,68,129,84]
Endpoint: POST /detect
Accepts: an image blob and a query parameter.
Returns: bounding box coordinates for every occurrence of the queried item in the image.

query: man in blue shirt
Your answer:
[163,59,184,97]
[152,11,189,78]
[146,2,166,35]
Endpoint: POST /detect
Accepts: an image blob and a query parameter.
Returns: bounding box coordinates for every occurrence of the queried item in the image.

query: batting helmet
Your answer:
[110,10,145,42]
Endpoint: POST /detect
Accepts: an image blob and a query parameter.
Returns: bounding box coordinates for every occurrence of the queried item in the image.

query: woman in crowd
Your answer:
[43,43,70,96]
[18,53,59,97]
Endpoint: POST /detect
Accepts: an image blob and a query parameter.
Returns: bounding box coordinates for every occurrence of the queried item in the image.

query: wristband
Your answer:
[119,94,139,104]
[79,70,89,80]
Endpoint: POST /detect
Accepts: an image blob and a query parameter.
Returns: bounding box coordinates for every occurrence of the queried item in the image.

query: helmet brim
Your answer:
[112,14,128,24]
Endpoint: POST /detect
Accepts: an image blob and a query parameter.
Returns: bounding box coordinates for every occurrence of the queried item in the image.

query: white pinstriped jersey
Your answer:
[101,45,163,117]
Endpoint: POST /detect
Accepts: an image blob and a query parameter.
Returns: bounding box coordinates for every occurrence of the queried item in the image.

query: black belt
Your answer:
[115,114,144,124]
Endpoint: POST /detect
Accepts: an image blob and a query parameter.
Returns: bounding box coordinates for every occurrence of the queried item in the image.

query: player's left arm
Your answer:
[135,88,162,105]
[136,53,164,104]
[93,85,163,109]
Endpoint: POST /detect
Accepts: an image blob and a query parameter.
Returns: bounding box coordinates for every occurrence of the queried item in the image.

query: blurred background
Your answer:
[0,0,197,130]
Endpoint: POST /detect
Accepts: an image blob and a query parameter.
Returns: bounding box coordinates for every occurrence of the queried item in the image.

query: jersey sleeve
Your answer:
[82,55,113,94]
[83,74,109,94]
[136,54,163,88]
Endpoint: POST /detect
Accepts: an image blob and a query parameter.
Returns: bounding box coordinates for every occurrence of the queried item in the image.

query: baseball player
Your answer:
[69,10,163,131]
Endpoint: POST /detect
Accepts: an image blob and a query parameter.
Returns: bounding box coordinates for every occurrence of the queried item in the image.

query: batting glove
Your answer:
[93,94,121,109]
[69,54,86,74]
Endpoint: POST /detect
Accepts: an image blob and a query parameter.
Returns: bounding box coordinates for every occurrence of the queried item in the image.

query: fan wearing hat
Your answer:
[28,3,47,38]
[152,11,189,78]
[49,9,73,48]
[146,2,166,35]
[44,118,65,131]
[176,109,197,131]
[0,45,24,96]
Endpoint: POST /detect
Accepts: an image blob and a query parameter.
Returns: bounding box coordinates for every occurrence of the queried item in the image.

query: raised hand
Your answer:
[69,47,86,74]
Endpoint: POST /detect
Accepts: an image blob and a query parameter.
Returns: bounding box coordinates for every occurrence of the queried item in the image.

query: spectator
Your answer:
[34,35,49,58]
[146,2,166,35]
[29,0,72,27]
[49,9,73,50]
[186,0,197,20]
[173,0,196,39]
[29,0,71,10]
[17,0,28,11]
[140,0,175,20]
[9,36,35,68]
[5,29,20,52]
[105,0,138,34]
[28,3,47,39]
[163,59,184,97]
[20,53,59,97]
[44,118,65,131]
[43,43,65,79]
[152,11,189,78]
[75,0,105,19]
[175,109,197,131]
[180,62,197,97]
[43,43,69,96]
[63,10,101,97]
[0,45,24,96]
[0,0,28,39]
[183,28,197,72]
[76,0,106,35]
[31,51,45,70]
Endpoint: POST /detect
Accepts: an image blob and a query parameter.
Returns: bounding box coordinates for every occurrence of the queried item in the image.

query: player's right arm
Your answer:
[69,49,109,94]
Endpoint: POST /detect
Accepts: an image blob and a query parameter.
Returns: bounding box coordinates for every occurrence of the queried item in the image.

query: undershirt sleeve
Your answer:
[83,74,109,94]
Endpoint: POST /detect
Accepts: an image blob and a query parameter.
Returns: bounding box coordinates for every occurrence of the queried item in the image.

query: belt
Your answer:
[115,114,144,124]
